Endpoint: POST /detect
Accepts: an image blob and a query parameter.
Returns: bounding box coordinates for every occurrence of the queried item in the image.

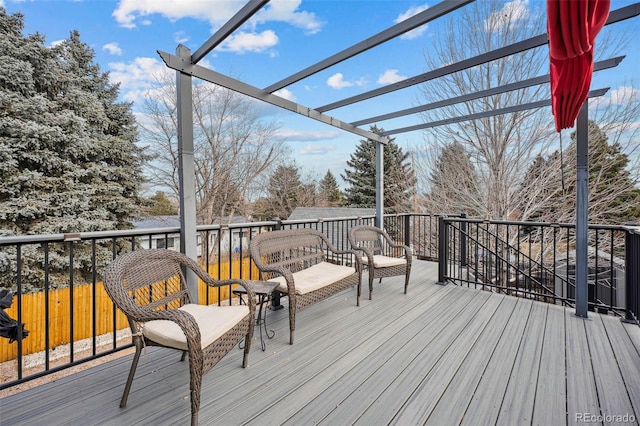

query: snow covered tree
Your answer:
[0,10,146,291]
[342,126,414,213]
[0,12,145,235]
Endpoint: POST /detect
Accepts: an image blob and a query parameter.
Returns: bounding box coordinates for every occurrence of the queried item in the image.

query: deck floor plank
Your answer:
[460,298,533,425]
[1,260,638,426]
[565,310,600,422]
[585,314,636,423]
[425,295,519,425]
[496,301,548,424]
[531,304,567,426]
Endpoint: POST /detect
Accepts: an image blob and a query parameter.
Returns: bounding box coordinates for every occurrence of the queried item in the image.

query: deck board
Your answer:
[2,260,639,426]
[531,303,567,426]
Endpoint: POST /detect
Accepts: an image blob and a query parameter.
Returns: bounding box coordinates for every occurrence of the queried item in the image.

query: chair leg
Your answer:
[242,318,253,368]
[289,301,296,345]
[188,351,204,426]
[181,350,187,362]
[120,339,143,408]
[369,273,374,300]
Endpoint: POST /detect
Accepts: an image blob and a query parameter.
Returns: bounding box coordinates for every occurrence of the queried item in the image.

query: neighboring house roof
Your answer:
[288,207,375,221]
[132,215,181,230]
[132,215,250,230]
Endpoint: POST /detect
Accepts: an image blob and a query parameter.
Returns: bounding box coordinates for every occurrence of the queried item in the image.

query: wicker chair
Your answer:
[349,225,412,299]
[103,249,255,426]
[249,229,362,345]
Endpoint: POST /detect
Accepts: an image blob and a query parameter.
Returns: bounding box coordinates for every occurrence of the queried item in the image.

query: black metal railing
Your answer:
[2,213,636,390]
[438,217,636,320]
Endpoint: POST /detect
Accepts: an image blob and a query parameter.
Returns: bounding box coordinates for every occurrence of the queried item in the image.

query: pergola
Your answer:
[158,0,640,317]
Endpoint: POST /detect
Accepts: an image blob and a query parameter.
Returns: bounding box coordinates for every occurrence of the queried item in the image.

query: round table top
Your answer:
[232,280,279,295]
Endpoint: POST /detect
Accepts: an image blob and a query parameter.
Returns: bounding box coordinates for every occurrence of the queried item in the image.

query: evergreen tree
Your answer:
[342,126,414,213]
[0,12,145,235]
[0,10,146,291]
[318,170,344,206]
[253,164,316,220]
[425,141,480,216]
[146,191,178,216]
[519,120,640,224]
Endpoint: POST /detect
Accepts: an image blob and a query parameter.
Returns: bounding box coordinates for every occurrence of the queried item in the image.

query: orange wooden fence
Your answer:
[0,258,260,363]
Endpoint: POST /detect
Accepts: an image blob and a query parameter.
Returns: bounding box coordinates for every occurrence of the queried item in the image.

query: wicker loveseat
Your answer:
[103,249,255,426]
[249,229,362,344]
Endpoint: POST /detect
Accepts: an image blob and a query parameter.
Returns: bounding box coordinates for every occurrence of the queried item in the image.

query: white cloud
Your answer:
[327,73,366,90]
[108,56,169,103]
[377,69,407,85]
[112,0,323,35]
[273,88,296,102]
[50,39,65,48]
[300,143,335,155]
[219,30,278,54]
[610,86,640,104]
[103,42,123,56]
[484,0,529,32]
[276,129,340,142]
[255,0,324,35]
[112,0,243,29]
[174,31,190,45]
[395,4,430,40]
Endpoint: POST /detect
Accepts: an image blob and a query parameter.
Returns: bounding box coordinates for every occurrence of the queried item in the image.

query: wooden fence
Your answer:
[0,258,260,363]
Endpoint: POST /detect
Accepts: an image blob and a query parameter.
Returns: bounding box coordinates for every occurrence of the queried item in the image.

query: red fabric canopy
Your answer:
[547,0,610,131]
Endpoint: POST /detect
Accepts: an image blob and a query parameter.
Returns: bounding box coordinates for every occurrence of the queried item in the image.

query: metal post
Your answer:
[376,141,384,228]
[460,213,467,267]
[575,101,589,318]
[176,44,199,301]
[624,226,640,324]
[437,216,448,285]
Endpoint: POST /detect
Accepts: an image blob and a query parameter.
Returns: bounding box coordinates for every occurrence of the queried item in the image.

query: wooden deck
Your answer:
[2,260,639,425]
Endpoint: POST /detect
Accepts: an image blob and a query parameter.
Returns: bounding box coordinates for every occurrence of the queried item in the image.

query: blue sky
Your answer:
[2,0,639,188]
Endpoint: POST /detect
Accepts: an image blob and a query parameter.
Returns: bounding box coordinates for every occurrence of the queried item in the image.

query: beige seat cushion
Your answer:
[142,304,249,351]
[268,261,356,295]
[362,255,406,268]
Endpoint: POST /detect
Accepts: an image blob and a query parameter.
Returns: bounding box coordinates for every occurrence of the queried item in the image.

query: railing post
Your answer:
[460,213,467,267]
[404,214,411,251]
[270,217,283,310]
[437,216,448,285]
[624,225,639,324]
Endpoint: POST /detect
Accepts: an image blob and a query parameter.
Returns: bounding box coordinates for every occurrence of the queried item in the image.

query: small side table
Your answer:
[233,281,279,351]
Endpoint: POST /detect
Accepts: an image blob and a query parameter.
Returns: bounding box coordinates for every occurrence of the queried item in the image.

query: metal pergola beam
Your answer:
[263,0,473,93]
[382,88,609,135]
[316,4,639,113]
[158,50,390,145]
[191,0,269,64]
[351,56,624,127]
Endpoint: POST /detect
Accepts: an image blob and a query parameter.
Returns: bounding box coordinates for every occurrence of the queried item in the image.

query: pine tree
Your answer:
[146,191,178,216]
[519,120,640,224]
[253,164,316,220]
[318,170,344,206]
[342,126,414,213]
[0,10,146,291]
[425,141,480,216]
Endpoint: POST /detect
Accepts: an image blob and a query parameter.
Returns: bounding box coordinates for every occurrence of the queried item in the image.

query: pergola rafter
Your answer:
[162,0,640,318]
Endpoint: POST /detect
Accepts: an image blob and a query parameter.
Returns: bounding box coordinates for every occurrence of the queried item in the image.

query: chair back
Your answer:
[250,229,329,280]
[104,250,193,323]
[349,226,384,256]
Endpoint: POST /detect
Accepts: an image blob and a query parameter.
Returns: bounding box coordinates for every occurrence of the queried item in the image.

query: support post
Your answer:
[176,45,199,301]
[437,216,448,285]
[575,102,589,318]
[375,141,384,228]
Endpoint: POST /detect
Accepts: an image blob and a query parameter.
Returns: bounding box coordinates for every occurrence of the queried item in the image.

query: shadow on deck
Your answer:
[2,260,639,425]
